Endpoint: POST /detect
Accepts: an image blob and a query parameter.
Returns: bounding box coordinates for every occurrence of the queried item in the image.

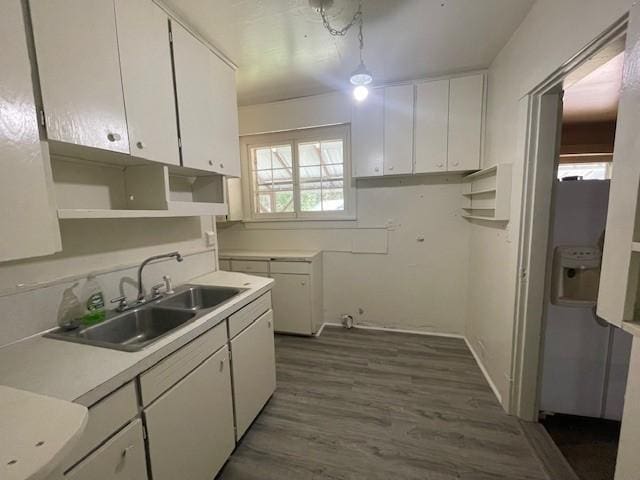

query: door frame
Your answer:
[510,16,629,421]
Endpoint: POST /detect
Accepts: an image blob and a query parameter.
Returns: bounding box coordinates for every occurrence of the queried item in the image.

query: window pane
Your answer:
[254,148,272,170]
[323,164,343,179]
[255,169,272,185]
[272,168,292,182]
[299,142,321,166]
[557,162,612,180]
[257,194,272,213]
[322,189,344,211]
[300,189,322,211]
[300,166,321,181]
[272,145,292,168]
[321,140,343,164]
[274,191,294,212]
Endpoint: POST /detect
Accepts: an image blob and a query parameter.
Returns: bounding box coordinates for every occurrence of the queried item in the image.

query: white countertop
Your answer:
[0,271,273,407]
[219,249,322,261]
[1,386,88,480]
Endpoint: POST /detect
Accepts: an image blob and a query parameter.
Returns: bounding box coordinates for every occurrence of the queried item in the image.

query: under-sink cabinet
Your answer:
[145,346,235,480]
[46,288,275,480]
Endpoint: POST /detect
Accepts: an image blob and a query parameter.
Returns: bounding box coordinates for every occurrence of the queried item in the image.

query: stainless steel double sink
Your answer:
[46,285,245,352]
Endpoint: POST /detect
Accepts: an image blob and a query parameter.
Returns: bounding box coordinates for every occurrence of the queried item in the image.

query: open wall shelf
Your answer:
[52,156,227,219]
[461,163,512,222]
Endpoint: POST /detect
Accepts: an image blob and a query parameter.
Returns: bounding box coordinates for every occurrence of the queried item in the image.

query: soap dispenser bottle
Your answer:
[57,283,83,330]
[80,274,106,326]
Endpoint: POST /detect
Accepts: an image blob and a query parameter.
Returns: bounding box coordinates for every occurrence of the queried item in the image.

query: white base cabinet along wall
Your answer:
[270,273,313,335]
[145,346,235,480]
[220,251,324,335]
[231,310,277,439]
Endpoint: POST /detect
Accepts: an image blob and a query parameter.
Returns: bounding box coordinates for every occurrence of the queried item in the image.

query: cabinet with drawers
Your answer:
[219,251,323,335]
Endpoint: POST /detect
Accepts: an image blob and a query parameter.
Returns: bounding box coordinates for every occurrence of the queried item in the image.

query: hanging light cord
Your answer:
[319,0,363,37]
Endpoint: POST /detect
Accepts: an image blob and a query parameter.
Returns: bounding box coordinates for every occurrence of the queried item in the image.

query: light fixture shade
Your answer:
[350,61,373,86]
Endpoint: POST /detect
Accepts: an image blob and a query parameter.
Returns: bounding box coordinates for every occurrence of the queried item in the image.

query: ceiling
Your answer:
[563,52,624,124]
[159,0,535,105]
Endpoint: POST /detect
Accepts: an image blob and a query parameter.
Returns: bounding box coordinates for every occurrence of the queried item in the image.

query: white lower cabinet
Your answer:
[231,310,276,439]
[65,420,147,480]
[270,273,313,334]
[145,346,235,480]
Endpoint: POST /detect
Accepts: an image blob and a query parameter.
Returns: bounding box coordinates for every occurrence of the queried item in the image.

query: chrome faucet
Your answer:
[137,252,183,302]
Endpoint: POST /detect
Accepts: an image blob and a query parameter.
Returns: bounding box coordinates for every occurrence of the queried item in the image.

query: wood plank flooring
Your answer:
[219,327,548,480]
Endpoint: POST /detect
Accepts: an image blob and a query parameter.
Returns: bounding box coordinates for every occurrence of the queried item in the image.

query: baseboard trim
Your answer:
[316,322,464,339]
[464,338,503,406]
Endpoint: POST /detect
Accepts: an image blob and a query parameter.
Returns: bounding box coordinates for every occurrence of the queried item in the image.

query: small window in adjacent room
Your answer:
[242,125,354,221]
[557,161,612,180]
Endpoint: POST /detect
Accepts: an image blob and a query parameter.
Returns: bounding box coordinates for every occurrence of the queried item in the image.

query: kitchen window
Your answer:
[241,125,355,220]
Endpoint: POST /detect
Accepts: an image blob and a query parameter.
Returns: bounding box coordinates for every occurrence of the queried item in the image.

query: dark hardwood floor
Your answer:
[220,327,547,480]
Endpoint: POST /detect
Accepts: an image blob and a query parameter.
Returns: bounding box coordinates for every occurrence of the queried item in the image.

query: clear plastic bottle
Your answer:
[80,274,106,326]
[57,283,83,330]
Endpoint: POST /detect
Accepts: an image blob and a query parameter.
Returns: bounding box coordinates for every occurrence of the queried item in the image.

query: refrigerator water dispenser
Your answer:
[551,246,602,307]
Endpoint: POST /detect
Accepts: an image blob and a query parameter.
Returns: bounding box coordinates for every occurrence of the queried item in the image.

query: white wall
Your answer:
[220,174,470,335]
[468,0,635,407]
[223,96,471,335]
[0,216,216,347]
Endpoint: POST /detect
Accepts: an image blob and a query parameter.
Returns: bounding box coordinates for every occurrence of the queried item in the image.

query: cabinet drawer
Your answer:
[269,261,311,275]
[231,310,276,439]
[65,419,147,480]
[63,382,137,470]
[139,322,227,406]
[228,292,272,339]
[231,260,269,273]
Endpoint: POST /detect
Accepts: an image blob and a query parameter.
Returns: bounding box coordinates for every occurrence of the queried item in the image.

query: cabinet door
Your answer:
[270,273,313,334]
[145,346,235,480]
[0,0,61,262]
[231,310,276,439]
[383,84,414,175]
[209,52,241,177]
[65,420,147,480]
[114,0,179,166]
[172,22,240,176]
[448,74,484,172]
[30,0,129,153]
[351,88,384,177]
[414,79,449,174]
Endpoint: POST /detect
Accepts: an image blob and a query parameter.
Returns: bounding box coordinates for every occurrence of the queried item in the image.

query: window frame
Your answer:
[240,125,356,221]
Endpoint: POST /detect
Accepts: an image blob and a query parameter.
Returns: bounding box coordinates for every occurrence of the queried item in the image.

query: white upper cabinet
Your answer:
[114,0,179,166]
[383,84,415,175]
[414,79,449,174]
[448,74,484,172]
[352,87,384,178]
[172,21,241,176]
[1,0,61,262]
[30,0,130,154]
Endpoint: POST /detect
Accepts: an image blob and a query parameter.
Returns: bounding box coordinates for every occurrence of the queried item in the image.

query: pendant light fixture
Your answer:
[317,0,372,101]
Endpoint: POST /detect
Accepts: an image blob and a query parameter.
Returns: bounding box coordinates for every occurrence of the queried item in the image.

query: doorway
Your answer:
[537,50,633,480]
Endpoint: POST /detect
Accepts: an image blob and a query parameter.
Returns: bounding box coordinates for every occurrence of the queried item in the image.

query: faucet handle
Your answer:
[110,295,128,311]
[151,283,164,298]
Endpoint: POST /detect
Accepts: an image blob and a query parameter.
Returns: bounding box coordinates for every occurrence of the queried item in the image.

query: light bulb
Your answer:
[353,85,369,102]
